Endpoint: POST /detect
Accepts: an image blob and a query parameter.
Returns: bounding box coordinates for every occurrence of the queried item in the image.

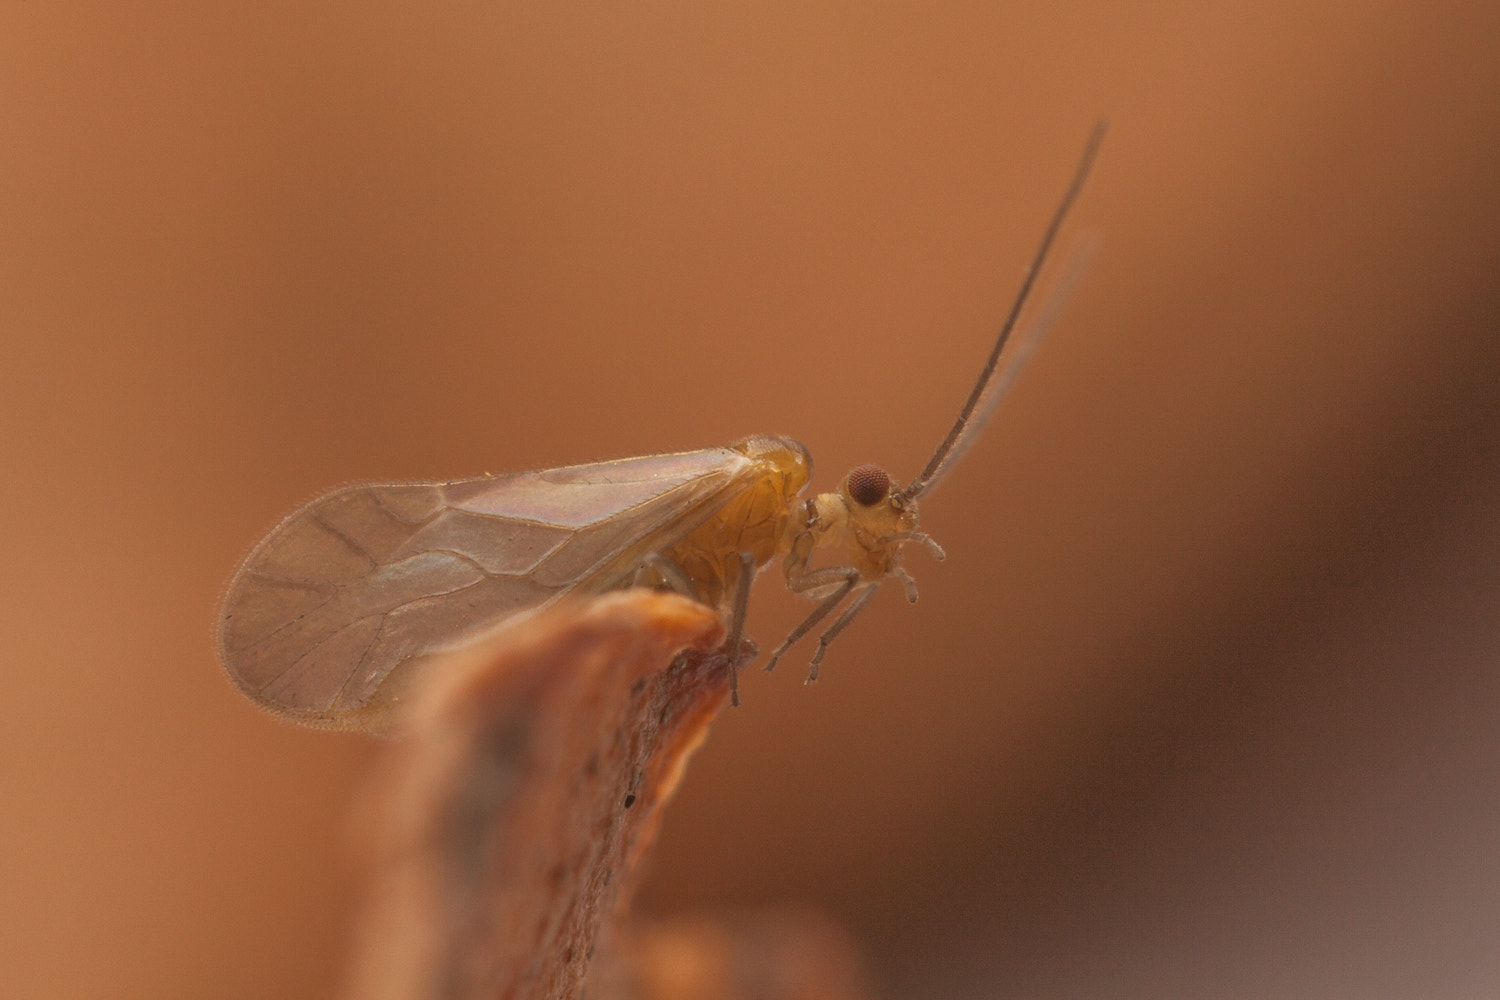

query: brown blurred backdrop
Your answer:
[4,2,1500,997]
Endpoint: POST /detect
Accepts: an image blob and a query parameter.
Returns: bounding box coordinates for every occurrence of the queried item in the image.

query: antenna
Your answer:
[899,120,1107,502]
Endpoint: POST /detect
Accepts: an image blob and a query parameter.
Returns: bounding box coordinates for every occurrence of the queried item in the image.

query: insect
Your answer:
[217,123,1105,731]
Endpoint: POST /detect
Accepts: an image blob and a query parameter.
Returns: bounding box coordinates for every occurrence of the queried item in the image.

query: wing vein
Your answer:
[310,512,378,570]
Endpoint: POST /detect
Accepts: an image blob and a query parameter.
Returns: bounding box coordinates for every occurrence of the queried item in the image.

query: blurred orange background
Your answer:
[4,3,1500,997]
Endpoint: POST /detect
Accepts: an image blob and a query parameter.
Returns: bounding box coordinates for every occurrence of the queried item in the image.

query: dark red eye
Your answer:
[846,465,891,506]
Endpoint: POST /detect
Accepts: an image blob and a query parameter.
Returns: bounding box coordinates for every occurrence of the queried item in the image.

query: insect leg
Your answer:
[763,566,862,675]
[893,532,946,562]
[634,553,697,597]
[721,551,756,707]
[806,582,881,683]
[891,565,919,603]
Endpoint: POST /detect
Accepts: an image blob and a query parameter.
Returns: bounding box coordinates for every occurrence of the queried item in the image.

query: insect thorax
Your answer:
[662,435,811,608]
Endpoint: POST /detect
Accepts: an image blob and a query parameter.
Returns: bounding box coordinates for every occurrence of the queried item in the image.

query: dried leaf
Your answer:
[344,591,735,1000]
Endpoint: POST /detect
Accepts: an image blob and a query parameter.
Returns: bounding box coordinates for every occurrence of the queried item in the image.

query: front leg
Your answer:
[804,581,880,682]
[763,565,862,677]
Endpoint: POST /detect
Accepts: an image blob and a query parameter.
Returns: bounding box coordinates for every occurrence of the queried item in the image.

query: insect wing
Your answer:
[217,448,757,729]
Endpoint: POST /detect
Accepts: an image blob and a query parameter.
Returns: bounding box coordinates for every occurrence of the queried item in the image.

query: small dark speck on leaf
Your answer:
[623,794,636,809]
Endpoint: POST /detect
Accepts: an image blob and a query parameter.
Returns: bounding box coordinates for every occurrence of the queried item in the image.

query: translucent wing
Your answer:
[218,448,758,730]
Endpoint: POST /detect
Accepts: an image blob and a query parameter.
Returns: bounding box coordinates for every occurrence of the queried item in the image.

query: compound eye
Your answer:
[845,464,891,507]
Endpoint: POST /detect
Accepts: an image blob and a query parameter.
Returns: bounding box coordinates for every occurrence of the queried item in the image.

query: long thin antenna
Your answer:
[899,120,1107,502]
